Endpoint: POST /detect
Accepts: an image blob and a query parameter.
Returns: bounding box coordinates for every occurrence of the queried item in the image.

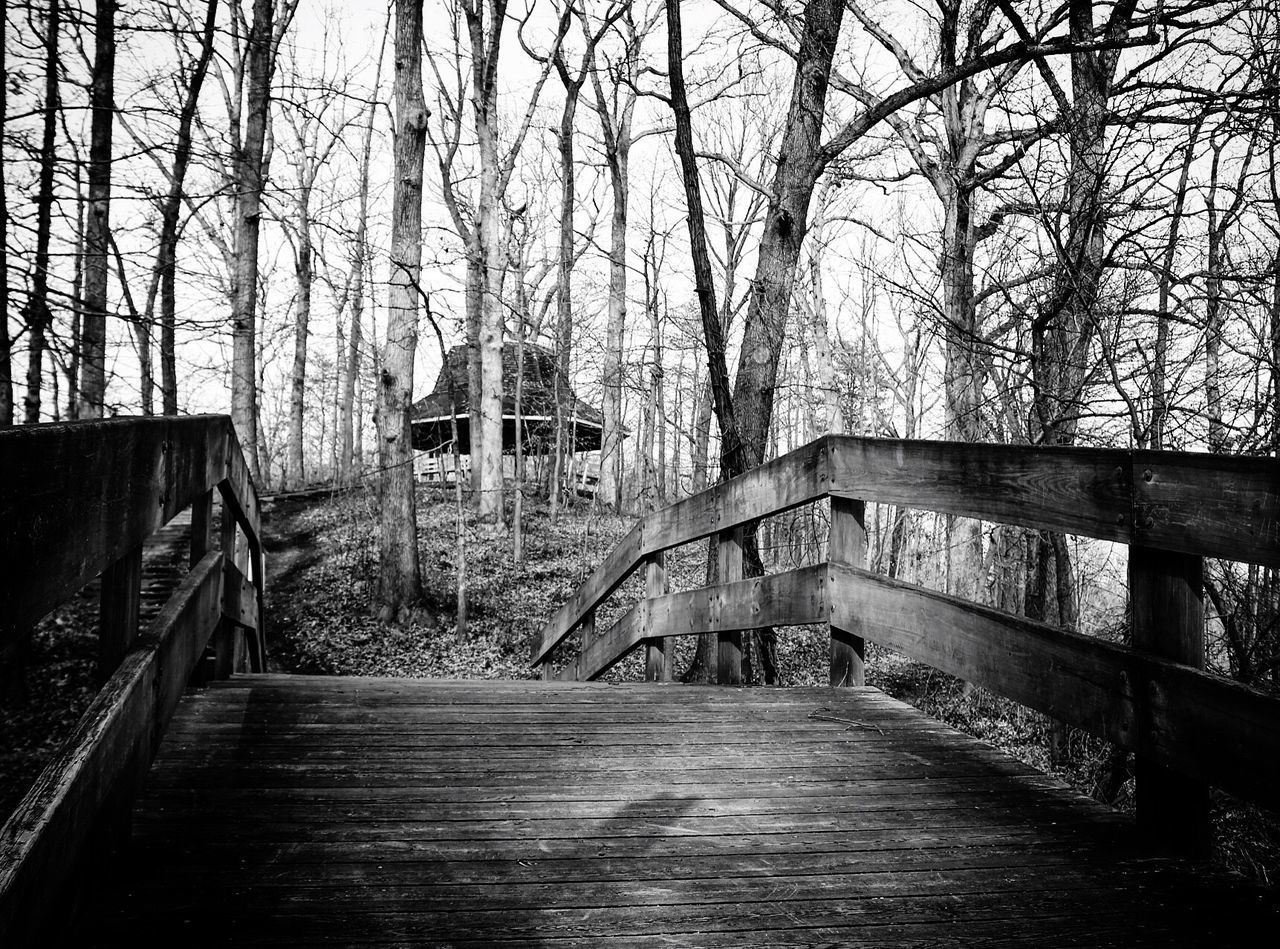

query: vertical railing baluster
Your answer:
[213,495,238,680]
[98,545,143,681]
[829,496,867,687]
[190,489,214,566]
[644,551,669,681]
[717,527,743,685]
[1129,543,1208,854]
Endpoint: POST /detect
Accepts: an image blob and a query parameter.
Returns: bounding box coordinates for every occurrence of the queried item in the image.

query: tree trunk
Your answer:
[154,0,219,416]
[230,0,274,477]
[377,0,428,616]
[599,158,628,510]
[0,0,10,427]
[691,378,713,492]
[465,250,483,493]
[730,0,843,469]
[287,204,312,489]
[666,0,750,479]
[78,0,117,419]
[339,24,386,482]
[1153,125,1198,450]
[24,0,62,424]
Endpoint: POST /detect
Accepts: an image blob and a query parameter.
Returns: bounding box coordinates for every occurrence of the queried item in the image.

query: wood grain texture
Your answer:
[829,564,1280,810]
[717,528,744,685]
[643,553,670,682]
[0,416,228,638]
[1132,451,1280,567]
[1129,546,1208,853]
[66,676,1277,948]
[640,438,829,556]
[0,551,224,946]
[559,567,829,683]
[0,416,264,649]
[829,497,866,687]
[827,436,1132,542]
[98,544,142,680]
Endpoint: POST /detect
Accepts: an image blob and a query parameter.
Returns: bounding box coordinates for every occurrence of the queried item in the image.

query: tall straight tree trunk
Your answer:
[339,19,386,483]
[1153,124,1198,450]
[0,0,10,427]
[149,0,219,416]
[377,0,427,615]
[286,206,312,489]
[599,174,628,509]
[476,156,504,522]
[66,181,84,420]
[464,252,483,493]
[230,0,274,477]
[466,0,508,524]
[78,0,116,418]
[549,62,584,519]
[590,9,643,513]
[24,0,61,424]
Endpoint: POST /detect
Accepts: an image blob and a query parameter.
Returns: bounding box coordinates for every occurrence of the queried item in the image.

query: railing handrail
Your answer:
[0,415,261,640]
[0,415,265,945]
[532,434,1280,823]
[534,435,1280,669]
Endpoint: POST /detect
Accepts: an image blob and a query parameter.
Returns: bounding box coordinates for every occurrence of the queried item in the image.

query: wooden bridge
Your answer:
[2,417,1279,945]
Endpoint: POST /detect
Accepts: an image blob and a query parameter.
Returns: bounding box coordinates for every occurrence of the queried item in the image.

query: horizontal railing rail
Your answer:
[533,434,1280,841]
[0,415,265,945]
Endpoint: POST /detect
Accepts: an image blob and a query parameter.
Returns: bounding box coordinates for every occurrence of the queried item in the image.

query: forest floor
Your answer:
[3,482,1278,890]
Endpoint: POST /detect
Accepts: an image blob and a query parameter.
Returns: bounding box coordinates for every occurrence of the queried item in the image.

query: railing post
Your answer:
[190,489,214,567]
[1129,544,1208,855]
[644,551,670,682]
[98,545,142,681]
[213,496,238,680]
[829,496,867,687]
[717,527,743,685]
[577,607,596,682]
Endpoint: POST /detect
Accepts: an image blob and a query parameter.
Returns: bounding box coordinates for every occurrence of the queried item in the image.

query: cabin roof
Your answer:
[410,343,605,453]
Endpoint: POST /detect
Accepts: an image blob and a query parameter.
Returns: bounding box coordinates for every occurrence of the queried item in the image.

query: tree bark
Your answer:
[377,0,428,615]
[730,0,843,469]
[286,201,312,489]
[465,0,510,524]
[230,0,275,477]
[153,0,219,416]
[24,0,61,424]
[591,9,645,512]
[0,0,10,427]
[340,23,388,482]
[78,0,117,419]
[666,0,751,478]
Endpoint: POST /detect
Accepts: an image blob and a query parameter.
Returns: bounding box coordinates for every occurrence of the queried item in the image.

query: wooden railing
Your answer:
[533,435,1280,843]
[0,416,265,944]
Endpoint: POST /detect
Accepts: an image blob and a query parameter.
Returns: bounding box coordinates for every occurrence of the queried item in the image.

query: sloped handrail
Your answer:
[0,415,265,944]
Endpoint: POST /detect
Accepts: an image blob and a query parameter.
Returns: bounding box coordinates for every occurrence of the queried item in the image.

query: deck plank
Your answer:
[76,675,1276,946]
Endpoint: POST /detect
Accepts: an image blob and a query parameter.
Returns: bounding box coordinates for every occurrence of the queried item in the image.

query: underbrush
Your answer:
[270,485,631,679]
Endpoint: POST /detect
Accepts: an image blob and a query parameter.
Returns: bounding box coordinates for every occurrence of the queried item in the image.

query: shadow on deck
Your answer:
[76,675,1275,947]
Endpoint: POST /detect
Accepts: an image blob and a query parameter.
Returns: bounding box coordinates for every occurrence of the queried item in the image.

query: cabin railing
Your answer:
[0,415,264,944]
[532,435,1280,844]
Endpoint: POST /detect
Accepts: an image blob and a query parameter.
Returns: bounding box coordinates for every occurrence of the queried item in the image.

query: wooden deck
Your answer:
[75,675,1275,947]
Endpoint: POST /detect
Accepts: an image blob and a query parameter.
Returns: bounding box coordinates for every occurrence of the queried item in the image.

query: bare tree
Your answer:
[77,0,117,417]
[0,0,10,427]
[23,0,62,424]
[589,2,660,509]
[377,0,429,616]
